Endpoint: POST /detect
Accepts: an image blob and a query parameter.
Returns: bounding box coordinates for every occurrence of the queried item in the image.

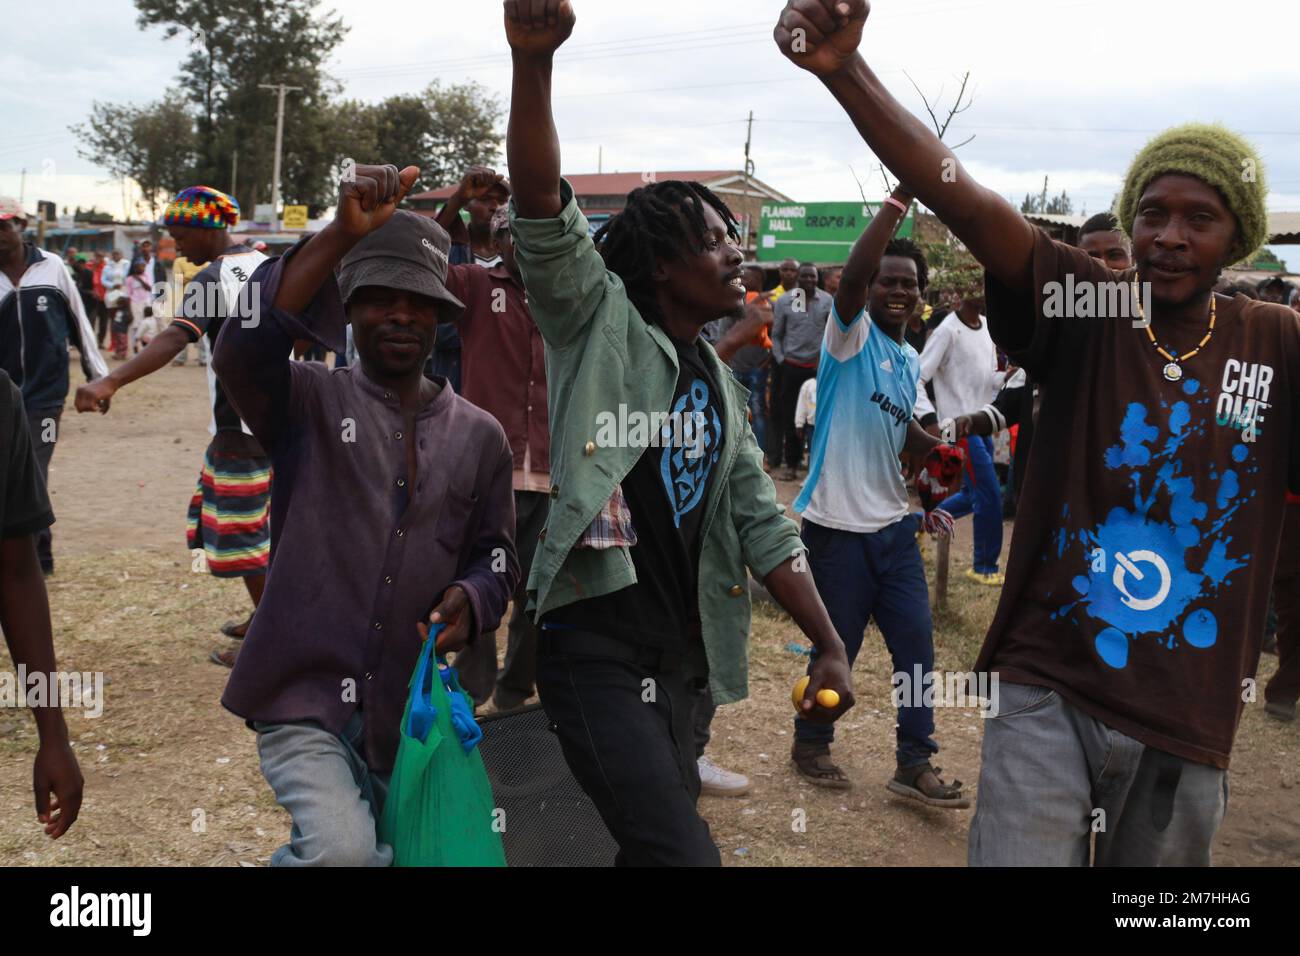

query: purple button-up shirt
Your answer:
[214,240,519,772]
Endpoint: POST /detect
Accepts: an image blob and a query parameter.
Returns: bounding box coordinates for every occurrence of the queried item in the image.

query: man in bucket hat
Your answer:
[213,162,518,866]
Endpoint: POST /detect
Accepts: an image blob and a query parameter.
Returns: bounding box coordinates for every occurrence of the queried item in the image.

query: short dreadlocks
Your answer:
[593,180,741,325]
[871,237,929,292]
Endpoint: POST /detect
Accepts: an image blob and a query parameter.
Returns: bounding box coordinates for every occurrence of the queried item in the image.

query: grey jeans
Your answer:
[255,710,393,866]
[968,682,1227,866]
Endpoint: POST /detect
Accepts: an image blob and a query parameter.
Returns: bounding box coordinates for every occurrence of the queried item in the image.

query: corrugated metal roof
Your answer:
[1023,212,1088,228]
[1268,211,1300,243]
[408,170,792,203]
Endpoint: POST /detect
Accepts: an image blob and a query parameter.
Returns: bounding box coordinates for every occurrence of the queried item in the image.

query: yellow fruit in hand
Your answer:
[792,678,840,710]
[792,676,811,709]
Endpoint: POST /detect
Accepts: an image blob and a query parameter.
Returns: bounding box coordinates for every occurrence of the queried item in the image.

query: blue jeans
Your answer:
[255,710,393,866]
[942,434,1002,573]
[794,516,939,767]
[733,365,769,455]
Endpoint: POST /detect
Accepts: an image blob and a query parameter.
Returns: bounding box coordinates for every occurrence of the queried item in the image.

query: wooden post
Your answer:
[934,533,950,610]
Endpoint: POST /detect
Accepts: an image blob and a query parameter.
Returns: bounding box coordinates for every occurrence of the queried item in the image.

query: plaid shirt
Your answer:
[576,485,638,549]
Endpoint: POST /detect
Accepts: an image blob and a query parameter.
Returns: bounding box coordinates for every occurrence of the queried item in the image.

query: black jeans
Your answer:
[458,490,550,706]
[770,362,815,469]
[536,628,719,866]
[25,405,60,571]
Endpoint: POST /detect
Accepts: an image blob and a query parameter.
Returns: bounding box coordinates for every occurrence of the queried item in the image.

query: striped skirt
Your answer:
[186,450,272,578]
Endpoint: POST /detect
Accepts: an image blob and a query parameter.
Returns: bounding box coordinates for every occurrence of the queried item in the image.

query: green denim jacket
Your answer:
[510,180,804,704]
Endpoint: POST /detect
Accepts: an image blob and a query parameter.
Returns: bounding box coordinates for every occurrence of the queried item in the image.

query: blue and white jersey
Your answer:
[794,303,919,532]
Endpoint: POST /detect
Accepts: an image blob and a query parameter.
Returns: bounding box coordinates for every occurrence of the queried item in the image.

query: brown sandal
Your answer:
[886,762,970,809]
[209,646,239,668]
[220,613,253,639]
[792,742,852,790]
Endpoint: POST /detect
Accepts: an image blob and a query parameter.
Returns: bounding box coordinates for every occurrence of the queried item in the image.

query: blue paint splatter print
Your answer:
[1050,377,1255,669]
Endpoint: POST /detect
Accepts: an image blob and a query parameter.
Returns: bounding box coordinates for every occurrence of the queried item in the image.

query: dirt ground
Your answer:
[0,356,1295,866]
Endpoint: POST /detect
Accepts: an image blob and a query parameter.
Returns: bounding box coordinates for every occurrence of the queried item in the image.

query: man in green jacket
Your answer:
[503,0,854,866]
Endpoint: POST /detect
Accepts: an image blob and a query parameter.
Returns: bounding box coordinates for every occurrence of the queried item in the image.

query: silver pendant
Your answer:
[1163,362,1182,382]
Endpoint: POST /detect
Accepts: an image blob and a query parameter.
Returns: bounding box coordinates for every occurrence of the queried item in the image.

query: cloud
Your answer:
[7,0,1298,233]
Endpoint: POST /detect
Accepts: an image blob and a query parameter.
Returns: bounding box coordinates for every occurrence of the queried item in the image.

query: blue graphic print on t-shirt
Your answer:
[660,378,722,527]
[1048,377,1254,669]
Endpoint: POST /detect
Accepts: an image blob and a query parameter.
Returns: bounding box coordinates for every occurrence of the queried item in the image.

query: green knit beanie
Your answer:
[1116,123,1267,266]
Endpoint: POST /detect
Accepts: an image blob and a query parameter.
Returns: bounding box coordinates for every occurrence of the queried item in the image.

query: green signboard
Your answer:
[758,201,913,264]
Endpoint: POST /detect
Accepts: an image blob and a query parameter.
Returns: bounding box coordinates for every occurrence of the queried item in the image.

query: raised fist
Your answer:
[774,0,869,77]
[504,0,576,55]
[335,163,420,239]
[457,166,508,202]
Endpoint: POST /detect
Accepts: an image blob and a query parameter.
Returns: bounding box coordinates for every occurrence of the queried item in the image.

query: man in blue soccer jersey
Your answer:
[790,185,967,808]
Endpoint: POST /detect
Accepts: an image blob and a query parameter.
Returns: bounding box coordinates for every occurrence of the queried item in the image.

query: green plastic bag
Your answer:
[380,629,506,866]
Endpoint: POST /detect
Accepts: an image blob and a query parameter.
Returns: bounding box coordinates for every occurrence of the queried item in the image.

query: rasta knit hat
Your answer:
[1116,123,1267,266]
[163,185,240,230]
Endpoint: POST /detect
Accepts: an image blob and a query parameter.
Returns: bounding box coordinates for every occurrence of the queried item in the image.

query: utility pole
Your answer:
[742,110,756,254]
[230,149,238,202]
[258,83,302,217]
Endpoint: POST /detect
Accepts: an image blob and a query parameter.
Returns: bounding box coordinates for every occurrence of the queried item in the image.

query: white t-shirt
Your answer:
[913,311,1000,421]
[795,376,817,429]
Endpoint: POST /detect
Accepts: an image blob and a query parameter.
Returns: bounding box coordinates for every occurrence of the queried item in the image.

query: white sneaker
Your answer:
[698,756,751,797]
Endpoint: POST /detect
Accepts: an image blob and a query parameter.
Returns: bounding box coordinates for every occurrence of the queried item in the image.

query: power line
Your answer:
[335,0,1006,83]
[752,118,1300,137]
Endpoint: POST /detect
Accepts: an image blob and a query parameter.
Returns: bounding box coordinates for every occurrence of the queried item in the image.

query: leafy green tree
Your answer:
[1020,175,1073,216]
[71,98,197,217]
[324,82,503,194]
[133,0,347,214]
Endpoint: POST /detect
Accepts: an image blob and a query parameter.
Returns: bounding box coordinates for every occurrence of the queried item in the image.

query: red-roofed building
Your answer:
[406,170,794,258]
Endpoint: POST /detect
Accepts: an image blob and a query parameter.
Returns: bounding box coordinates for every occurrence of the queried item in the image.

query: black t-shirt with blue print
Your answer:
[976,231,1300,769]
[549,336,725,650]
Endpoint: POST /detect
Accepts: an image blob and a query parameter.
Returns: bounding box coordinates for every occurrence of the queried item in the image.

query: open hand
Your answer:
[775,0,869,77]
[34,739,83,839]
[504,0,576,55]
[335,164,421,240]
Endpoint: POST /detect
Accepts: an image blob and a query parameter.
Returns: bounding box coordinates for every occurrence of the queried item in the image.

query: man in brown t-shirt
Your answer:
[776,0,1298,865]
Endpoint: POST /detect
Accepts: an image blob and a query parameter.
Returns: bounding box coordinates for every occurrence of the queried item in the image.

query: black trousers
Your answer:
[769,362,815,469]
[458,490,550,706]
[1268,503,1300,706]
[92,298,110,345]
[536,628,720,866]
[25,406,60,572]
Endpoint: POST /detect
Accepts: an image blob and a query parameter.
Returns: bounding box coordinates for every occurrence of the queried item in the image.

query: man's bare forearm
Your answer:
[836,186,912,321]
[272,223,360,316]
[820,55,1033,289]
[0,537,66,741]
[904,418,941,456]
[764,558,845,657]
[435,192,470,244]
[104,325,188,388]
[508,52,563,219]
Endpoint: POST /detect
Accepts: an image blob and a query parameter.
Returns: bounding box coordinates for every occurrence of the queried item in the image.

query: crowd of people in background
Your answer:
[3,0,1300,868]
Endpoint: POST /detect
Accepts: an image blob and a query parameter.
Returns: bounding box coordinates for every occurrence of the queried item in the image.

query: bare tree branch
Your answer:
[848,164,869,204]
[903,69,975,142]
[876,162,896,194]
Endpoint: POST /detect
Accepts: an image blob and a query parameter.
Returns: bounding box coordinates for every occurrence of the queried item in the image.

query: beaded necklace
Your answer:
[1132,272,1216,383]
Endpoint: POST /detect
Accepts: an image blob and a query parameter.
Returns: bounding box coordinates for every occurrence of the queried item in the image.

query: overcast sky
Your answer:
[5,0,1298,257]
